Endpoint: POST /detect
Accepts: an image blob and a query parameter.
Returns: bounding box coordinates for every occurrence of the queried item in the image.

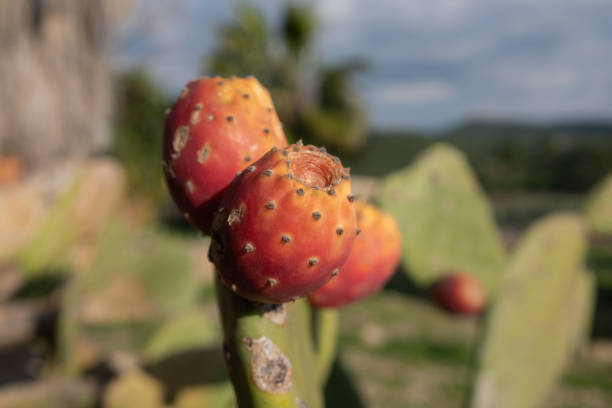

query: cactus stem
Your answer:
[312,308,339,385]
[215,275,323,408]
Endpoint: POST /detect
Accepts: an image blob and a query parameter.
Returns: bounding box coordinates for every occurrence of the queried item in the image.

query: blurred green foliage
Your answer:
[59,218,199,372]
[112,70,169,204]
[345,121,612,192]
[206,3,369,154]
[143,309,219,363]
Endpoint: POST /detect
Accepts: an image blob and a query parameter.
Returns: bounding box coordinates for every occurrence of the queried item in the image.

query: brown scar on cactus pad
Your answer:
[162,76,287,235]
[309,201,402,308]
[243,336,292,394]
[210,142,357,304]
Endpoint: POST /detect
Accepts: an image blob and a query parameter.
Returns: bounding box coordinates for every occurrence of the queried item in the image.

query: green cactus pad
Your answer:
[59,219,198,372]
[379,143,506,295]
[585,173,612,235]
[567,269,596,355]
[470,213,588,408]
[104,370,165,408]
[17,159,125,275]
[173,382,235,408]
[77,219,197,321]
[144,308,220,363]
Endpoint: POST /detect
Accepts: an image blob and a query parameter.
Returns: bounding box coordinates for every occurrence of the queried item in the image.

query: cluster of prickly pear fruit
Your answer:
[209,141,357,303]
[309,200,401,308]
[161,76,404,408]
[163,76,400,306]
[162,76,287,234]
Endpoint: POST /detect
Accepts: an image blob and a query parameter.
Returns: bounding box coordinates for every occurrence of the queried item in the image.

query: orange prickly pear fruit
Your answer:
[430,272,486,315]
[209,142,357,304]
[309,201,401,308]
[162,76,287,234]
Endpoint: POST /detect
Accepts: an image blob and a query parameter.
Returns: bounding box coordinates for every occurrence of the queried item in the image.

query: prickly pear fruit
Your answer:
[162,76,287,234]
[308,201,401,308]
[209,142,357,304]
[430,272,486,315]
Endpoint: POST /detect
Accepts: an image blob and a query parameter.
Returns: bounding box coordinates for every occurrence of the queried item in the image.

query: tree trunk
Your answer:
[0,0,130,170]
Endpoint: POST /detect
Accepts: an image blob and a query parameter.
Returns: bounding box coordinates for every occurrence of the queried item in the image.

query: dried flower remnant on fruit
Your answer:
[227,205,246,227]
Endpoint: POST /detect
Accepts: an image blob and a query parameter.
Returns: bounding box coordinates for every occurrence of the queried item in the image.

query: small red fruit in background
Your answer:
[209,142,357,304]
[308,201,401,308]
[162,76,287,235]
[429,272,486,315]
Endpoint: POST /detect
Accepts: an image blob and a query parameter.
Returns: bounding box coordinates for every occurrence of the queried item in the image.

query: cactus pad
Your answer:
[13,159,125,275]
[567,269,596,355]
[59,219,198,372]
[379,143,506,296]
[585,173,612,235]
[143,308,220,363]
[470,213,588,408]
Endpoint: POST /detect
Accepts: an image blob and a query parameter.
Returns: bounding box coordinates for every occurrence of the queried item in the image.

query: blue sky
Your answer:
[113,0,612,130]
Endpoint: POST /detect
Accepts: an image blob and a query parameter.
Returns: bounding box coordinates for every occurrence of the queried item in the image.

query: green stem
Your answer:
[215,275,323,408]
[312,308,339,386]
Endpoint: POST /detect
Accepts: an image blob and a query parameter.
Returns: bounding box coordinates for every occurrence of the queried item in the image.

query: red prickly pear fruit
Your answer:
[308,201,401,308]
[209,142,357,304]
[429,272,486,315]
[162,76,287,235]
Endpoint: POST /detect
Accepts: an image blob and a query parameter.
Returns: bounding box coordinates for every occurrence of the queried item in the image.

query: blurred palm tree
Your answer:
[206,3,369,155]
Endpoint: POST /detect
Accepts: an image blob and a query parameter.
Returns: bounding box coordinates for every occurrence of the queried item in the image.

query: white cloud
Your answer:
[114,0,612,128]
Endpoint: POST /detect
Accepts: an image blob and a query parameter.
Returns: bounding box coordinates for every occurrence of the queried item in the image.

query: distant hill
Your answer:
[344,119,612,192]
[446,120,612,150]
